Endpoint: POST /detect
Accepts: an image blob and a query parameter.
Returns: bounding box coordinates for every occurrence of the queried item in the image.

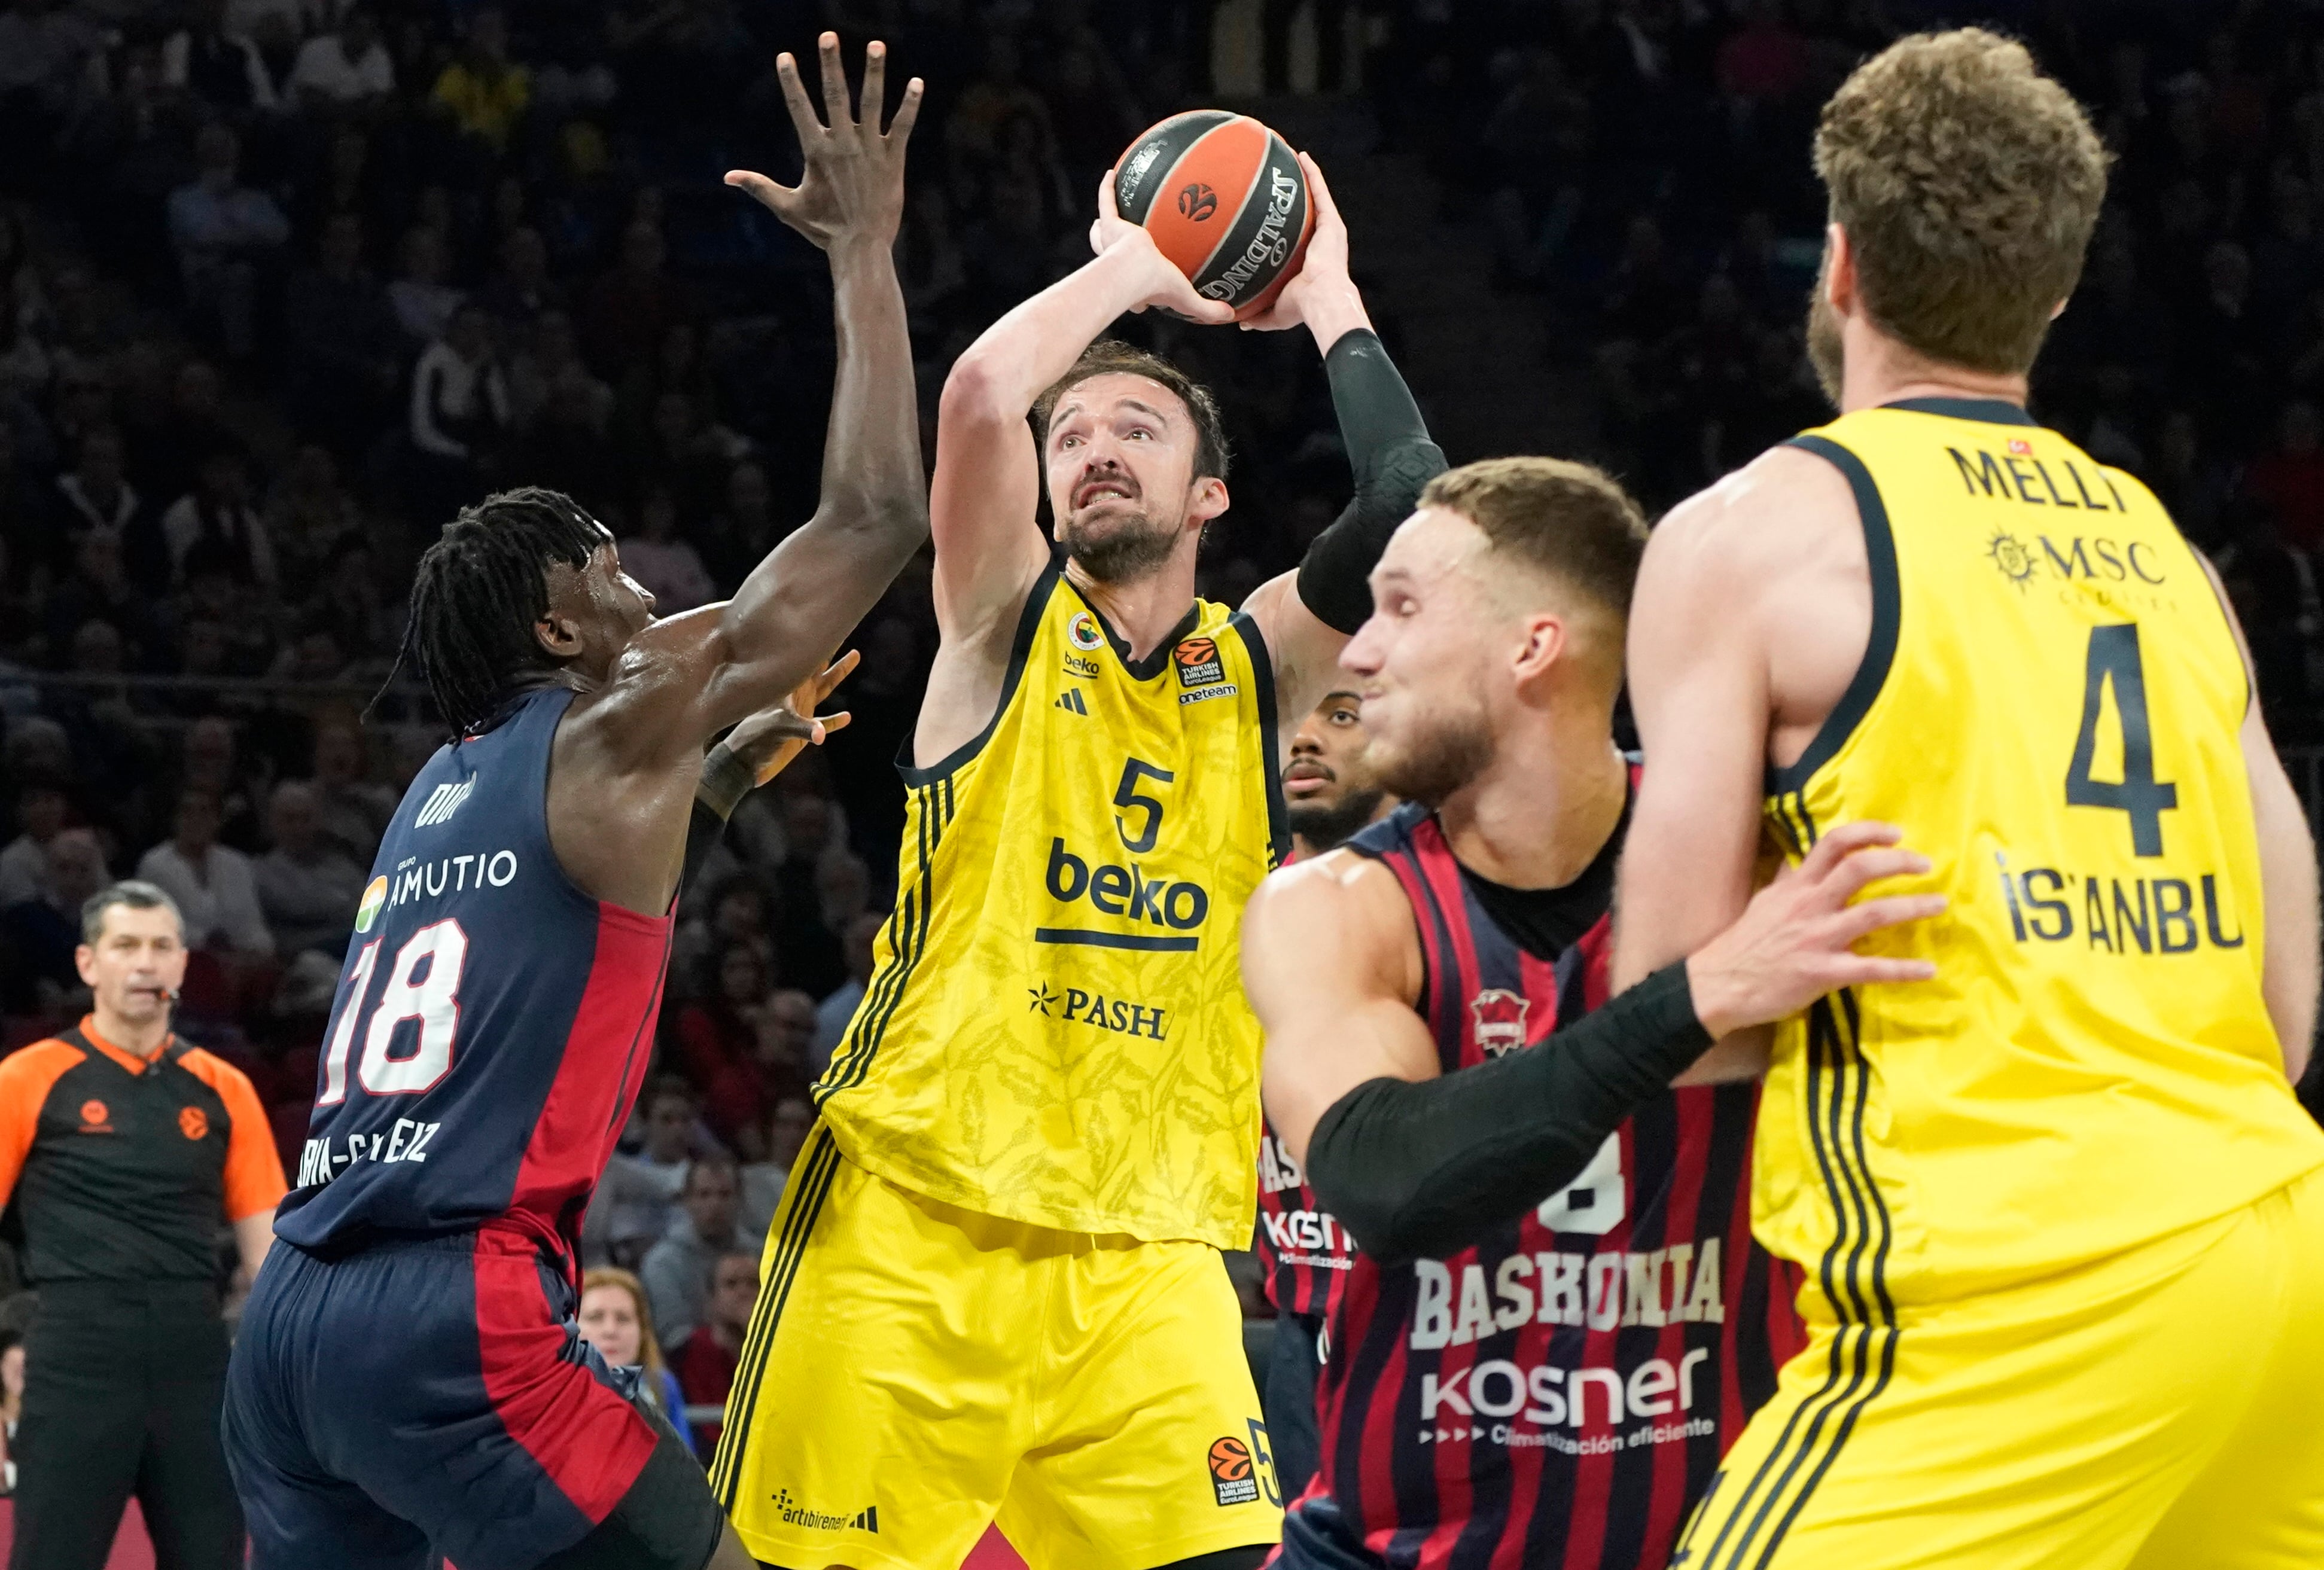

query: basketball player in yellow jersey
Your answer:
[1613,31,2324,1570]
[712,154,1447,1569]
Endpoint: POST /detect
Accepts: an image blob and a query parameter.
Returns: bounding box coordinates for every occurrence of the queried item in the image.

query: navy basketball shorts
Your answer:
[223,1224,724,1570]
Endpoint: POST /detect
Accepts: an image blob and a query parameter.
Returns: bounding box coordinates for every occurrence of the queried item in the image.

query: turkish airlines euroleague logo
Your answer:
[1207,1435,1258,1505]
[1174,637,1224,687]
[1177,182,1218,222]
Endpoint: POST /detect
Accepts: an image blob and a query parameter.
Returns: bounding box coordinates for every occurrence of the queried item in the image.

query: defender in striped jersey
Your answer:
[1259,687,1398,1500]
[1243,460,1942,1569]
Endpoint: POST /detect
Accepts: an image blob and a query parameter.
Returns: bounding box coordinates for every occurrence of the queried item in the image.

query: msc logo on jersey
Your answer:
[355,876,388,934]
[1068,612,1104,653]
[1986,530,2037,590]
[1174,636,1224,687]
[414,779,474,828]
[1472,989,1530,1056]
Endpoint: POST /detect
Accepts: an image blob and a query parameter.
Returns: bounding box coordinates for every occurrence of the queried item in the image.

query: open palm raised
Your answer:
[725,32,922,252]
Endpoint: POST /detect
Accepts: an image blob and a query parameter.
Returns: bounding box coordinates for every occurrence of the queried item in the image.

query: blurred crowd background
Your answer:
[1,0,2323,1461]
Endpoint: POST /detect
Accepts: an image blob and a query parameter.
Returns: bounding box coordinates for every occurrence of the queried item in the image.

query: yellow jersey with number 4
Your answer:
[1758,398,2324,1310]
[814,560,1286,1249]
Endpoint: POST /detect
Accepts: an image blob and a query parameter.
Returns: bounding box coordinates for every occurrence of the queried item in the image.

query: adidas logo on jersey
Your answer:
[1055,689,1089,715]
[414,779,474,828]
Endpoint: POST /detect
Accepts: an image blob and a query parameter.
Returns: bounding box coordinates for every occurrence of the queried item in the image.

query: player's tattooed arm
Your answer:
[1242,156,1448,730]
[613,35,926,749]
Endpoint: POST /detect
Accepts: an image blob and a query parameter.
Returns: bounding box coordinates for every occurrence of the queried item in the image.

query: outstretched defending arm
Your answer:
[1246,825,1942,1266]
[1239,156,1446,723]
[610,35,928,746]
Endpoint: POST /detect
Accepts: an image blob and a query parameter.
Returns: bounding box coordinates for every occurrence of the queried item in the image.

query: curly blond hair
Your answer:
[1815,28,2110,376]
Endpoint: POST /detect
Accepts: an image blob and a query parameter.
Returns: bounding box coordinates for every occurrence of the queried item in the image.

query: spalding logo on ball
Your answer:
[1114,111,1314,320]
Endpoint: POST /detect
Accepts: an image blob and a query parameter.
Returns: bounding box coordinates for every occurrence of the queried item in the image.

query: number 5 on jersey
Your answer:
[317,920,469,1105]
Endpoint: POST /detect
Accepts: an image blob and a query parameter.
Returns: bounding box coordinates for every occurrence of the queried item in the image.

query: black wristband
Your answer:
[1296,330,1447,635]
[696,742,753,821]
[1302,962,1710,1265]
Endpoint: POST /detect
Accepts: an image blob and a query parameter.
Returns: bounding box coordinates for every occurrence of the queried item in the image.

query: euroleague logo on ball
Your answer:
[1176,182,1218,222]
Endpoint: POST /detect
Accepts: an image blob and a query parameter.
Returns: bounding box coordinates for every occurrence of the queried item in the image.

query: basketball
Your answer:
[1111,111,1315,320]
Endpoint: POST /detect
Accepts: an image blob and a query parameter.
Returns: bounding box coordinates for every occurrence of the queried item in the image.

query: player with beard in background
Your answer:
[1241,458,1945,1569]
[1257,686,1399,1502]
[711,156,1447,1569]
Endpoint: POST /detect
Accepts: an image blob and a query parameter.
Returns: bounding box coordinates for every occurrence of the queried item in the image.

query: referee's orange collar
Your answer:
[77,1016,175,1075]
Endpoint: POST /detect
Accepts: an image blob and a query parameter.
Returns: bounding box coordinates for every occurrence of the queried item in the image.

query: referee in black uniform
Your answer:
[0,881,285,1569]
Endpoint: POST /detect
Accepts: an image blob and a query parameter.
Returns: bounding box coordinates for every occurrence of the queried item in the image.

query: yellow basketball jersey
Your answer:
[1758,398,2324,1308]
[814,562,1286,1249]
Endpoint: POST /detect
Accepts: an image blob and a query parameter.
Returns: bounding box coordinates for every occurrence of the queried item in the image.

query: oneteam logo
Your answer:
[414,779,474,828]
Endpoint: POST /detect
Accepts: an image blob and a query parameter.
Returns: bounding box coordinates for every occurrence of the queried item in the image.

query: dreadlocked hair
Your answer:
[377,486,602,736]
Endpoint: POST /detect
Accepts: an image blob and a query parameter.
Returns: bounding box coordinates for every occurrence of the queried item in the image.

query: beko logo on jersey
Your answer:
[1043,839,1210,934]
[414,779,475,827]
[385,849,518,910]
[1411,1241,1727,1348]
[1994,853,2245,954]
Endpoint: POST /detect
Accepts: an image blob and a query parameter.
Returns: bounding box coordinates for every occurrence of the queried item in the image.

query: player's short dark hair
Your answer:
[1420,458,1649,619]
[1033,340,1230,483]
[1817,29,2109,376]
[81,880,184,946]
[392,487,603,737]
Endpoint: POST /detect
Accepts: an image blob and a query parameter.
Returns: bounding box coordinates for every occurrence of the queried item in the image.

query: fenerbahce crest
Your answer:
[1471,990,1529,1057]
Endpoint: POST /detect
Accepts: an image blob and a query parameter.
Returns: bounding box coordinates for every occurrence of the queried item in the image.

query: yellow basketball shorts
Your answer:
[709,1127,1283,1570]
[1671,1163,2324,1569]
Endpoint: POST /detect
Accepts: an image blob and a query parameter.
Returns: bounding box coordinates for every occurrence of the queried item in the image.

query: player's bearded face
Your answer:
[1807,250,1845,407]
[1056,466,1184,583]
[1365,698,1494,809]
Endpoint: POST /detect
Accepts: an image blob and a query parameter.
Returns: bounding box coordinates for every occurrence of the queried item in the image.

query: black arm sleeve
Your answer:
[1303,963,1713,1266]
[1295,329,1448,634]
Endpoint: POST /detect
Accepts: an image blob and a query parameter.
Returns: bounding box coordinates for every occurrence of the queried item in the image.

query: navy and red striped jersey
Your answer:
[1257,848,1357,1320]
[1296,798,1804,1570]
[274,688,674,1282]
[1257,1120,1354,1318]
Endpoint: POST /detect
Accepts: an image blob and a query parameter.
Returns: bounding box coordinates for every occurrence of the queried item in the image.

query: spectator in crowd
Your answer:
[576,1266,693,1457]
[162,0,278,115]
[136,788,273,959]
[0,1324,22,1492]
[281,214,401,455]
[406,300,507,517]
[0,781,66,909]
[811,910,883,1072]
[49,425,141,541]
[254,779,363,959]
[431,6,528,157]
[672,938,768,1103]
[0,826,108,1011]
[708,986,815,1156]
[615,483,714,613]
[386,224,461,346]
[739,1093,812,1240]
[165,126,290,362]
[582,1076,696,1270]
[159,447,276,590]
[640,1155,759,1350]
[306,714,392,867]
[287,2,392,111]
[665,1248,757,1456]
